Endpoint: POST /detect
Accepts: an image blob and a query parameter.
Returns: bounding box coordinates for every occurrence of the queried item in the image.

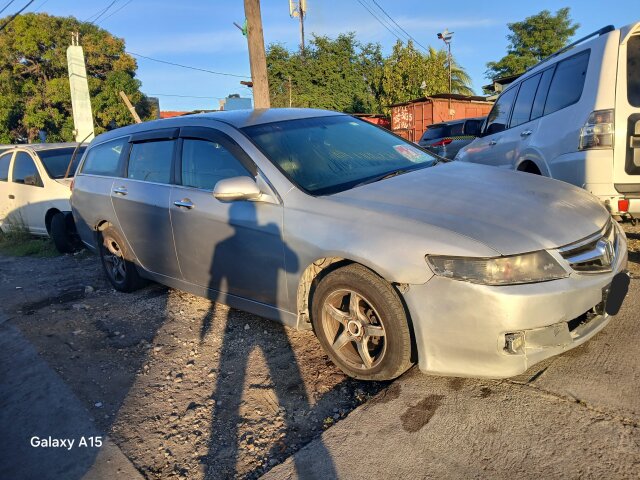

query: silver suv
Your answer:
[71,109,628,381]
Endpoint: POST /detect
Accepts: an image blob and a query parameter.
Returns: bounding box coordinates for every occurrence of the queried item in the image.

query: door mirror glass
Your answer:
[213,176,261,201]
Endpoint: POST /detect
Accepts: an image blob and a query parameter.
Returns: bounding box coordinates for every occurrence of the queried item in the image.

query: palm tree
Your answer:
[427,46,474,96]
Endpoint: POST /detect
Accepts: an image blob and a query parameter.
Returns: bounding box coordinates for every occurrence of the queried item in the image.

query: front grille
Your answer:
[559,220,617,273]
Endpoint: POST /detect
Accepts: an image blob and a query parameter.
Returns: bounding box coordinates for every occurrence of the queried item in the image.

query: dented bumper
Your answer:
[403,234,628,379]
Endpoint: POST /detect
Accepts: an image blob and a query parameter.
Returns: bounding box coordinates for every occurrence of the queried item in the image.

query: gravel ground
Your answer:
[0,221,638,479]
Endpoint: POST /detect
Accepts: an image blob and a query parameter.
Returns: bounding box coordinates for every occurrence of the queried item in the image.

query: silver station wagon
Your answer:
[71,109,629,381]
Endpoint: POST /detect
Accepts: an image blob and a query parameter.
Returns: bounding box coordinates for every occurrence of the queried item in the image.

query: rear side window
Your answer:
[484,86,518,135]
[0,152,11,181]
[82,138,127,176]
[421,125,446,141]
[181,139,251,190]
[127,140,175,184]
[544,50,590,115]
[463,119,482,135]
[12,152,43,187]
[530,68,554,120]
[628,35,640,107]
[510,73,541,127]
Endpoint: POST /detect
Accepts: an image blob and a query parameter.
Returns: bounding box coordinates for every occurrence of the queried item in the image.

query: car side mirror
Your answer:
[213,176,262,202]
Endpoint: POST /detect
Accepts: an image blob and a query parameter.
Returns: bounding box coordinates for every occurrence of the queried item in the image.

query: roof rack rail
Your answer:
[524,24,615,74]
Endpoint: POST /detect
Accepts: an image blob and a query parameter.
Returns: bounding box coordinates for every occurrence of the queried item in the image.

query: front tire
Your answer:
[311,264,414,381]
[99,227,146,292]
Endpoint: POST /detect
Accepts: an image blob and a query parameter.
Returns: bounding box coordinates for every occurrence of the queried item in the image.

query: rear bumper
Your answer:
[403,229,628,378]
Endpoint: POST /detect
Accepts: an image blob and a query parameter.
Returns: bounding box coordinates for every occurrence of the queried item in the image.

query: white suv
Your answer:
[0,143,86,252]
[456,22,640,220]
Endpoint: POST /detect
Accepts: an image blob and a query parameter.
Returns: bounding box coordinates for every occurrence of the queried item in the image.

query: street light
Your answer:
[437,29,454,116]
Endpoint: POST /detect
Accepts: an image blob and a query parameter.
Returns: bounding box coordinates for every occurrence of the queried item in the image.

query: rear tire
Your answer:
[50,212,77,254]
[311,264,414,381]
[99,227,146,292]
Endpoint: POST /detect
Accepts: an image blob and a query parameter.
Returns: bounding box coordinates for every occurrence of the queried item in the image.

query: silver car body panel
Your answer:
[71,109,627,378]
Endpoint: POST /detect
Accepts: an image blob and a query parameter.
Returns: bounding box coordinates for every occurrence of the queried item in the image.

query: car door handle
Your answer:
[489,140,497,146]
[112,187,128,196]
[631,135,640,148]
[173,199,194,209]
[520,130,533,137]
[8,194,14,199]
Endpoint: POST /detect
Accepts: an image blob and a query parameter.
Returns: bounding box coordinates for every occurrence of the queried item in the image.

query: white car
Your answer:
[456,21,640,221]
[0,143,86,252]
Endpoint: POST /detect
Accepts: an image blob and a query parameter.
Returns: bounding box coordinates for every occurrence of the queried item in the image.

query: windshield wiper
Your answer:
[353,168,411,188]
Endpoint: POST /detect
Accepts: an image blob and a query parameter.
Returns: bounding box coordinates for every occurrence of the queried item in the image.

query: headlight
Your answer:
[426,250,568,285]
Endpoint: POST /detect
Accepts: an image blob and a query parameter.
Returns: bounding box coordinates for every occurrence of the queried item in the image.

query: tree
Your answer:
[380,41,473,110]
[486,8,579,79]
[0,13,152,143]
[266,33,384,113]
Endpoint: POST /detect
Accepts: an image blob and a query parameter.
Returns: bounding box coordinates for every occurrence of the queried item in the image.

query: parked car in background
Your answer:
[72,108,628,381]
[456,21,640,222]
[418,117,485,159]
[0,143,86,252]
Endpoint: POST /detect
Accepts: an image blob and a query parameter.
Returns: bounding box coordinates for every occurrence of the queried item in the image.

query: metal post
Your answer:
[448,42,452,113]
[299,2,305,53]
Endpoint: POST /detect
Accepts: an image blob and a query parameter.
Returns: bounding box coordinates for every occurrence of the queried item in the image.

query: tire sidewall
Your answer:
[50,213,74,254]
[99,227,137,292]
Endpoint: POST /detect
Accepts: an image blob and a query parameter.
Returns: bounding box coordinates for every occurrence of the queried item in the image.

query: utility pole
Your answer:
[289,0,307,54]
[119,91,142,124]
[244,0,270,108]
[288,75,292,107]
[437,29,454,117]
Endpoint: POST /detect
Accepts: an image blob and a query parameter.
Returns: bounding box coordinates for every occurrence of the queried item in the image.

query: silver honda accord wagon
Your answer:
[71,109,629,381]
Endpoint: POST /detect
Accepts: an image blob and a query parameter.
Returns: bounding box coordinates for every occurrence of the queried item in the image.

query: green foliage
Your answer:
[486,8,579,79]
[0,216,58,257]
[0,13,152,143]
[266,34,473,114]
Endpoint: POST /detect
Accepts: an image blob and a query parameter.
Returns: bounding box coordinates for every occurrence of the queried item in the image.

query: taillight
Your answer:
[431,138,453,147]
[579,109,614,150]
[619,199,629,213]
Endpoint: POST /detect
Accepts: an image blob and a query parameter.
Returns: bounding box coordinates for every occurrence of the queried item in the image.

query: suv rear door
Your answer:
[111,128,182,279]
[614,23,640,197]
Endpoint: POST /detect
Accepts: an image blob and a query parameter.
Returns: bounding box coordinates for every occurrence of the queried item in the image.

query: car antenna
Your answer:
[64,131,94,180]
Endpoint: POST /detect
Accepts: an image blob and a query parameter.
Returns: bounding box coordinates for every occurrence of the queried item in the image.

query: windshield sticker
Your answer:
[393,144,431,163]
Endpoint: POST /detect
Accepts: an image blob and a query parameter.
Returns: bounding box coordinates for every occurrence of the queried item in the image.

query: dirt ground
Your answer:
[0,221,638,479]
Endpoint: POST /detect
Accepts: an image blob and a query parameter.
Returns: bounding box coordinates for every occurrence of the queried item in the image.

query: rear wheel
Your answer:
[99,227,146,292]
[311,264,414,381]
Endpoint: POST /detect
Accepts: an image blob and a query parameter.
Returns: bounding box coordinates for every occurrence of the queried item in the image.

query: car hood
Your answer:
[329,162,610,255]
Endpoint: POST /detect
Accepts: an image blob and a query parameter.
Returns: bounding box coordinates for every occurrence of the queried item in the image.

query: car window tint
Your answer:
[82,138,126,176]
[450,123,464,136]
[463,119,482,135]
[181,139,251,190]
[628,35,640,107]
[421,125,446,141]
[530,68,554,120]
[544,50,590,115]
[12,152,43,187]
[510,73,541,127]
[0,152,11,181]
[127,140,174,184]
[484,87,518,135]
[38,147,86,179]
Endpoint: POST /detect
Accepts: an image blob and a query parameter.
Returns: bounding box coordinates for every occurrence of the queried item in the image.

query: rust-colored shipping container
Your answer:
[353,113,391,130]
[391,94,494,142]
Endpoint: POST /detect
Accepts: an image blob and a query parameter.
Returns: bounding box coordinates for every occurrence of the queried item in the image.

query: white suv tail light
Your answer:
[579,109,614,150]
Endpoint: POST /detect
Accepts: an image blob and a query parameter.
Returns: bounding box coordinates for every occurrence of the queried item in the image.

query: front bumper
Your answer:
[403,229,628,378]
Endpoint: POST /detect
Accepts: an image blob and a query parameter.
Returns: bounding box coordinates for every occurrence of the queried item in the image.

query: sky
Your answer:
[20,0,639,111]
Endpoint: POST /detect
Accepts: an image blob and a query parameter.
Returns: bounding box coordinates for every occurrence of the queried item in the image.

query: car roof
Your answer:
[91,108,346,145]
[1,142,86,152]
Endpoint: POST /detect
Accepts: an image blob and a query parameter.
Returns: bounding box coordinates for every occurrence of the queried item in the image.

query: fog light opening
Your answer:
[504,332,525,355]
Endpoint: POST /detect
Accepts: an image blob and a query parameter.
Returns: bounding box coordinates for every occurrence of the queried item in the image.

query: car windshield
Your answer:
[38,146,86,179]
[243,115,437,195]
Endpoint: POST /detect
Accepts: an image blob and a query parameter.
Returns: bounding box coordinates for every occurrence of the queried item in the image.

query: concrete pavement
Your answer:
[263,279,640,480]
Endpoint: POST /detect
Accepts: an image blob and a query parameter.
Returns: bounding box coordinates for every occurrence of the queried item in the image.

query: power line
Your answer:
[85,0,117,24]
[354,0,408,45]
[96,0,132,25]
[147,93,225,100]
[0,0,35,32]
[33,0,50,13]
[127,51,251,79]
[0,0,18,16]
[370,0,429,51]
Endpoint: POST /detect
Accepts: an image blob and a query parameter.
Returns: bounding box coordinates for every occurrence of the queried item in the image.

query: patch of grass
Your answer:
[0,218,59,258]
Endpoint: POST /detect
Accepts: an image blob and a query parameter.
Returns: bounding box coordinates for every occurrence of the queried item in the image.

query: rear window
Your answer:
[544,50,590,115]
[421,123,463,141]
[127,140,175,184]
[38,146,86,179]
[629,35,640,107]
[0,152,11,181]
[82,138,127,176]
